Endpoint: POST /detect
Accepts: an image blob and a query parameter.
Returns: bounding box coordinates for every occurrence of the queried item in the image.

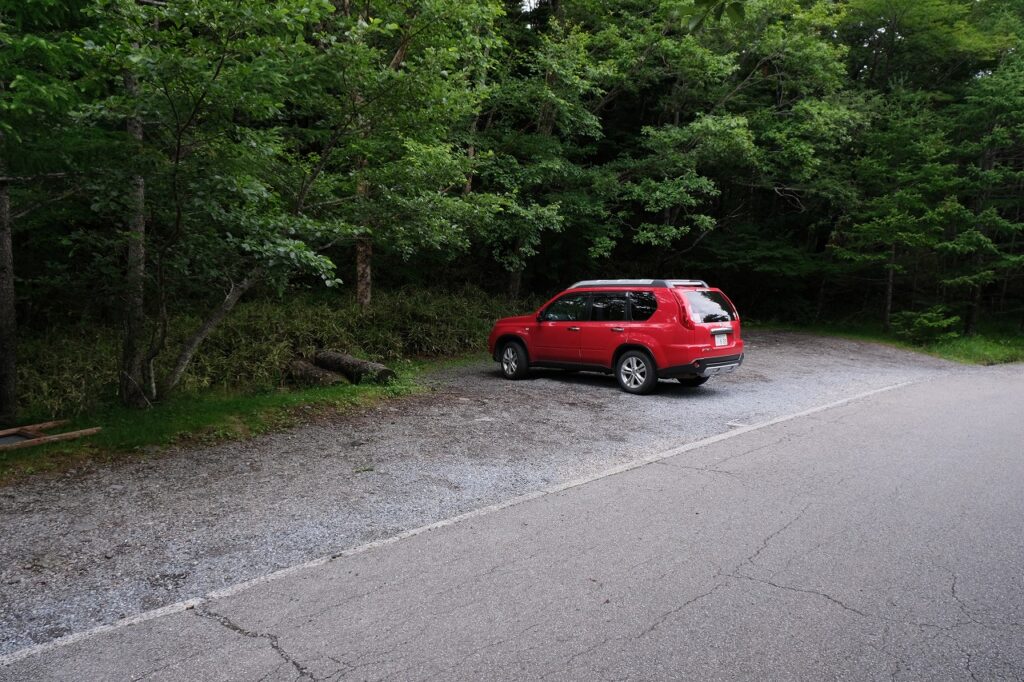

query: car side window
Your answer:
[541,293,588,322]
[589,292,627,322]
[629,291,658,321]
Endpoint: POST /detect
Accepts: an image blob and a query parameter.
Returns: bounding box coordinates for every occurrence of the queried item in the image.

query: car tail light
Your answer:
[678,303,695,329]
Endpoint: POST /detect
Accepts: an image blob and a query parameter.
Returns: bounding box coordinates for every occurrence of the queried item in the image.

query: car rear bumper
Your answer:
[659,353,744,379]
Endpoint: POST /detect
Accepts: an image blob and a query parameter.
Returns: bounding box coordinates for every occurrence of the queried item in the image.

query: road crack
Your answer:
[735,502,812,574]
[635,582,726,640]
[194,606,316,680]
[728,573,871,619]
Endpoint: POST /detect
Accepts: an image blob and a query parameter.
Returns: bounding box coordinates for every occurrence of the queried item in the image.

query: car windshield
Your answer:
[684,291,736,323]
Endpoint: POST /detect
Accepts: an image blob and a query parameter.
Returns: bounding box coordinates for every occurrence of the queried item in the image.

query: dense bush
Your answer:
[890,306,962,345]
[18,288,532,418]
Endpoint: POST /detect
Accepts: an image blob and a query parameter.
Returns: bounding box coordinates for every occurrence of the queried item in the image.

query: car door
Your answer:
[680,289,739,352]
[533,292,588,364]
[578,291,628,367]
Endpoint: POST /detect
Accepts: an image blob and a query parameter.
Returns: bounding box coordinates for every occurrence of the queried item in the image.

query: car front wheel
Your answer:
[499,340,530,380]
[615,350,657,394]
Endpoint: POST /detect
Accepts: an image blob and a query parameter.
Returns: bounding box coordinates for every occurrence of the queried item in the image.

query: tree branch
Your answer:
[157,267,263,397]
[11,189,79,220]
[0,173,71,183]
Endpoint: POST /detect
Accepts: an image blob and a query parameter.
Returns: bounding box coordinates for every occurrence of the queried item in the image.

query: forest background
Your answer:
[2,0,1022,434]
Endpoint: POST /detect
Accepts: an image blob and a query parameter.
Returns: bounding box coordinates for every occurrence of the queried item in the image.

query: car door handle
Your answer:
[610,327,624,332]
[568,326,580,332]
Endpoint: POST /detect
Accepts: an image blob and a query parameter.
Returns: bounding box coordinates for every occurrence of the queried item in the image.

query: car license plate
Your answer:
[714,333,729,347]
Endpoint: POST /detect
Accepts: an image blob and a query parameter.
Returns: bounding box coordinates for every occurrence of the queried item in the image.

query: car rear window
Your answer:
[629,291,658,321]
[684,291,737,323]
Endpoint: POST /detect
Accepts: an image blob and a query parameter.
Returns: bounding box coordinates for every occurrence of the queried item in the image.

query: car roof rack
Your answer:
[570,278,708,289]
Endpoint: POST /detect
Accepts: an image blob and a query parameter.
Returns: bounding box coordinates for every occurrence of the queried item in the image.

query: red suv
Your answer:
[487,279,743,394]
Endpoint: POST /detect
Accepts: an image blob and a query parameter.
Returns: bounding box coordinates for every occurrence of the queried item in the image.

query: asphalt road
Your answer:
[0,332,958,656]
[2,358,1021,680]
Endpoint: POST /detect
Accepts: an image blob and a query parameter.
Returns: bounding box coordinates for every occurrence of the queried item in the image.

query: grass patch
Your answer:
[0,356,458,485]
[926,335,1024,365]
[746,322,1024,365]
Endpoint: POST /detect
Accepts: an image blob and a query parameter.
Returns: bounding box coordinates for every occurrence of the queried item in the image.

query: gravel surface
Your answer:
[0,331,961,656]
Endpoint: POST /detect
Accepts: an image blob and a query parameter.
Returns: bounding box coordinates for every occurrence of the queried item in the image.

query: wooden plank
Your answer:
[0,427,101,452]
[0,420,69,438]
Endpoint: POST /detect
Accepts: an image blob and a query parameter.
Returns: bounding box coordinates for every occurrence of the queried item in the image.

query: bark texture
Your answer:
[463,45,490,196]
[882,244,895,333]
[356,236,372,309]
[508,269,522,300]
[158,271,260,397]
[313,350,396,385]
[286,360,350,387]
[0,177,15,426]
[119,67,150,408]
[964,283,982,337]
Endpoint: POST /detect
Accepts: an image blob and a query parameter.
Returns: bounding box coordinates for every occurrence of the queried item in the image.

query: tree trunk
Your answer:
[157,270,260,397]
[1000,226,1016,311]
[813,275,827,324]
[0,176,16,426]
[463,45,490,196]
[508,269,522,299]
[463,136,477,196]
[966,149,995,336]
[119,67,150,408]
[356,236,372,309]
[882,244,895,333]
[313,350,396,384]
[353,138,372,309]
[286,359,350,387]
[963,284,982,337]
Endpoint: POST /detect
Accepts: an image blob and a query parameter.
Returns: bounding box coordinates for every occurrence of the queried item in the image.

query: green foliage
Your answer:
[0,1,85,142]
[16,288,529,418]
[5,0,1024,421]
[689,0,747,32]
[890,306,962,345]
[928,334,1024,365]
[77,0,350,291]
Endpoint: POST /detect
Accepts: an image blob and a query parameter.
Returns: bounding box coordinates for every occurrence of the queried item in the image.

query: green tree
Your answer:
[82,0,343,404]
[279,0,502,308]
[0,0,86,424]
[948,53,1024,333]
[832,92,957,330]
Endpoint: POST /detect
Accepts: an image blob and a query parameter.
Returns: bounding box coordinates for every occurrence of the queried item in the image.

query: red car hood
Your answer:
[497,314,536,325]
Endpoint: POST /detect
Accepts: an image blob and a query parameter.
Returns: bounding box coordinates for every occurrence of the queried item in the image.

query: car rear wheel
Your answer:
[615,350,657,394]
[499,340,529,380]
[677,376,709,387]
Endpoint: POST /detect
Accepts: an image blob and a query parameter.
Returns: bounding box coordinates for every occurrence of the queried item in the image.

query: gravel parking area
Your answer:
[0,332,962,656]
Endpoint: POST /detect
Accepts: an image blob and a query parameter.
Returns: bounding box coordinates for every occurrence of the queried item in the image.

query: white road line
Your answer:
[0,380,914,668]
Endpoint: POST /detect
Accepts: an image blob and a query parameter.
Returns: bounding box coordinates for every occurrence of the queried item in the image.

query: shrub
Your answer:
[890,306,961,345]
[17,287,532,418]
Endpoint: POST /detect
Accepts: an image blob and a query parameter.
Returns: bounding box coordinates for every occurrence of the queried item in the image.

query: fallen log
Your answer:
[313,350,397,385]
[286,359,350,387]
[0,421,101,451]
